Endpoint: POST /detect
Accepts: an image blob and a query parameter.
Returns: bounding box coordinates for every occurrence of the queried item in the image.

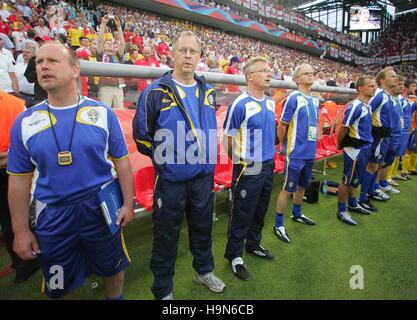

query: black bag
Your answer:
[303,180,320,203]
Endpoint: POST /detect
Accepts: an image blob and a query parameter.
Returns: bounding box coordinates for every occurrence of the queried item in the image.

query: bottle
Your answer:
[322,180,328,195]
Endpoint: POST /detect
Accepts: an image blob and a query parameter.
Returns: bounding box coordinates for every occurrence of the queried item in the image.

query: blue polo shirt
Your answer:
[223,92,276,163]
[280,91,319,160]
[7,97,128,205]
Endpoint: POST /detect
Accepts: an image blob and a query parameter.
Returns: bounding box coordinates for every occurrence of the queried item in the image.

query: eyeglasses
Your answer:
[300,72,315,76]
[176,48,200,56]
[250,68,273,74]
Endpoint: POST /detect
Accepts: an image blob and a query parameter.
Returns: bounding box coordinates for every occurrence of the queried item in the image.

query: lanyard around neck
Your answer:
[46,95,80,154]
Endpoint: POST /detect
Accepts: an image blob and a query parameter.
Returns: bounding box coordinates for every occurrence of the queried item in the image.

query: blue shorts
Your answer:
[342,147,370,188]
[282,158,314,193]
[35,192,131,299]
[408,131,417,151]
[382,138,397,166]
[369,137,384,164]
[399,133,409,156]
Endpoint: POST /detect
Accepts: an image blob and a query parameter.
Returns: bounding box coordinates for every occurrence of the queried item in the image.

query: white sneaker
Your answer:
[371,189,390,201]
[387,180,399,187]
[337,211,357,225]
[194,272,225,293]
[161,292,173,300]
[380,185,400,194]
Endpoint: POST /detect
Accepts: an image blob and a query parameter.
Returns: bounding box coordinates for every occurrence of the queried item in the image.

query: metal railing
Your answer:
[80,60,357,94]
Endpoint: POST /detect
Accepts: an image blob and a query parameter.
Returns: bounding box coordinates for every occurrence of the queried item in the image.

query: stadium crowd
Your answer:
[368,11,417,58]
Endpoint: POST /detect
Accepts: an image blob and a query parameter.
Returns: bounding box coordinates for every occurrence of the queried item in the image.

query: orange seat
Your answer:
[273,148,285,173]
[214,154,233,189]
[134,166,155,211]
[316,139,336,158]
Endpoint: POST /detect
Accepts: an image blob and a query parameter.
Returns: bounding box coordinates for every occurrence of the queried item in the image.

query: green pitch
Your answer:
[1,155,416,300]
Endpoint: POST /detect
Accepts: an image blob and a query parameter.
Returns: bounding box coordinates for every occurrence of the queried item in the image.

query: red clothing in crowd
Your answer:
[157,42,170,57]
[131,35,143,51]
[0,21,11,35]
[123,31,132,42]
[135,57,160,92]
[226,66,238,75]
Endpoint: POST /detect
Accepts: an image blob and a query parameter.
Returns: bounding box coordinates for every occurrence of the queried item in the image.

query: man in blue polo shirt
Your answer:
[223,56,276,281]
[7,41,134,299]
[273,64,318,244]
[359,67,398,212]
[336,76,376,225]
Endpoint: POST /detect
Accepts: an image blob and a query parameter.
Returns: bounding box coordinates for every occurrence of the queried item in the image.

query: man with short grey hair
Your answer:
[223,56,276,281]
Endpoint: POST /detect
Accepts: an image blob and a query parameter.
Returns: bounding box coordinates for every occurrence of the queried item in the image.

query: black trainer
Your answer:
[408,170,417,176]
[358,199,378,212]
[348,204,371,215]
[246,245,276,260]
[273,225,291,243]
[291,214,316,225]
[231,259,250,281]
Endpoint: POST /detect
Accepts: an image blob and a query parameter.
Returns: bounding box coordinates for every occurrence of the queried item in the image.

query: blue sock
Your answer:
[360,171,373,202]
[338,202,347,212]
[375,182,380,190]
[367,172,378,196]
[380,180,388,187]
[105,294,124,300]
[275,212,284,227]
[292,204,301,218]
[348,197,358,207]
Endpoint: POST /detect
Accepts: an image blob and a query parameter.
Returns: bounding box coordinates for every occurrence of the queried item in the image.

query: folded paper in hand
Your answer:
[98,179,123,235]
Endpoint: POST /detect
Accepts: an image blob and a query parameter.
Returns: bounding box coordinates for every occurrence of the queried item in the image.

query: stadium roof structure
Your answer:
[291,0,417,14]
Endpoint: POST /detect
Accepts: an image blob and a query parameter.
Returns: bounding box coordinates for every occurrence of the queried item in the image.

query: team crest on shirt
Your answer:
[240,189,247,199]
[157,198,163,208]
[289,182,294,188]
[207,93,215,106]
[266,100,275,112]
[87,109,100,123]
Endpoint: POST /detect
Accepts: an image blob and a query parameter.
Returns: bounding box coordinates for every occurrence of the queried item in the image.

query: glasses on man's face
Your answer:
[251,68,273,74]
[176,48,200,56]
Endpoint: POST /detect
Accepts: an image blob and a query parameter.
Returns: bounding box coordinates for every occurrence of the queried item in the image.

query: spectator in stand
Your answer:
[0,36,15,63]
[159,54,170,69]
[97,14,126,108]
[11,21,26,58]
[135,45,160,92]
[226,56,241,75]
[0,43,19,97]
[15,43,35,107]
[34,17,50,37]
[156,35,170,58]
[68,20,83,50]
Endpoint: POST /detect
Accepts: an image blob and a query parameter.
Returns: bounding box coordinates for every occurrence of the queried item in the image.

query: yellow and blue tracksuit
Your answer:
[133,71,218,299]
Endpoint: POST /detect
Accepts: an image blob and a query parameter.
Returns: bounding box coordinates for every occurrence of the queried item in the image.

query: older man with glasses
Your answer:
[133,30,225,300]
[223,56,277,281]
